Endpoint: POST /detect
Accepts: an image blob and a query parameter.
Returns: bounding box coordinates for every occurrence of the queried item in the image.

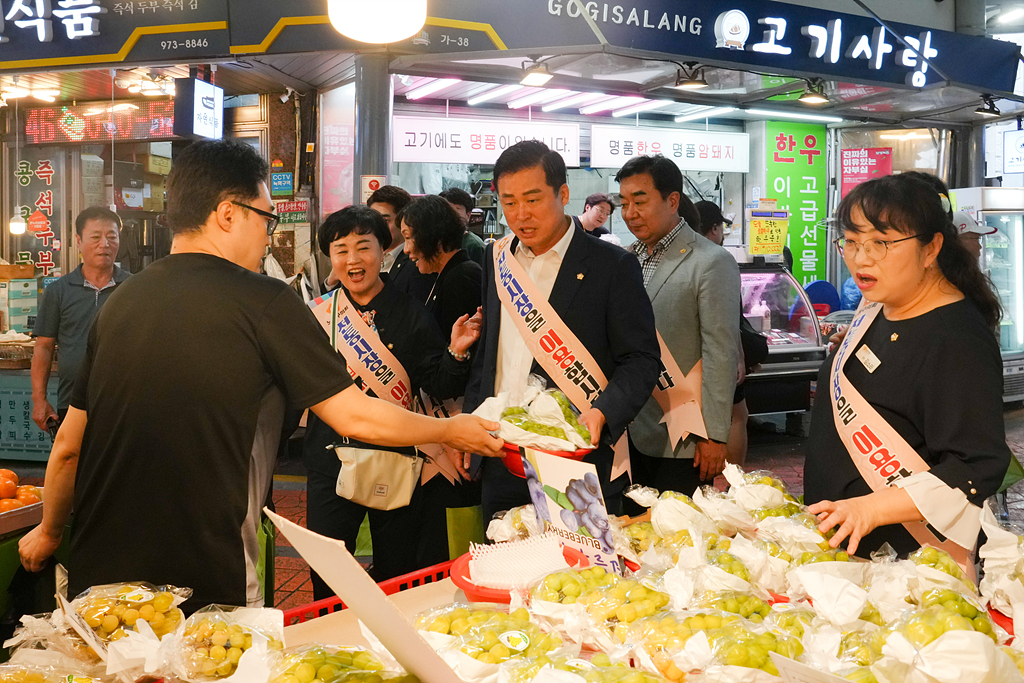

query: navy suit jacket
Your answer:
[465,226,661,467]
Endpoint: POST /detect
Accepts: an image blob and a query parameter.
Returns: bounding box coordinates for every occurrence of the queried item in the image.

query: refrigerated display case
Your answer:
[739,264,827,415]
[951,187,1024,402]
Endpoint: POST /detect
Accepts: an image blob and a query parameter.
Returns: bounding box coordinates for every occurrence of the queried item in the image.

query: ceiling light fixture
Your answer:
[611,99,669,117]
[520,61,554,87]
[674,63,709,90]
[580,96,643,115]
[745,108,844,123]
[326,0,426,44]
[507,88,569,109]
[798,80,829,105]
[2,86,29,98]
[975,96,1000,118]
[674,106,737,123]
[999,7,1024,23]
[405,78,460,100]
[542,92,607,112]
[467,84,523,106]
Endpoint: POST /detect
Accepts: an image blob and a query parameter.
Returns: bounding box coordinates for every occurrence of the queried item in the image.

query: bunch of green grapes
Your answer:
[842,666,880,683]
[706,549,751,583]
[909,547,975,592]
[628,613,740,680]
[503,413,569,441]
[1001,646,1024,678]
[452,609,562,664]
[657,490,702,511]
[838,630,887,667]
[751,503,802,522]
[271,646,385,683]
[858,602,884,627]
[705,621,803,675]
[769,608,815,638]
[531,568,615,605]
[622,523,693,563]
[75,584,183,642]
[501,406,528,418]
[547,390,591,444]
[916,590,995,640]
[696,592,771,622]
[741,472,799,503]
[898,604,994,648]
[704,533,732,552]
[184,618,283,679]
[416,606,512,635]
[0,668,91,683]
[578,578,671,636]
[508,654,668,683]
[795,548,851,565]
[792,512,840,552]
[758,539,793,564]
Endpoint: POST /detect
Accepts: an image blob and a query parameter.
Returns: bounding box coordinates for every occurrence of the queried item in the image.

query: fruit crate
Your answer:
[282,560,454,626]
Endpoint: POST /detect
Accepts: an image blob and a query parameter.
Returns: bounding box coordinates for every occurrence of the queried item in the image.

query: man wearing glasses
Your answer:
[19,139,503,612]
[573,193,615,237]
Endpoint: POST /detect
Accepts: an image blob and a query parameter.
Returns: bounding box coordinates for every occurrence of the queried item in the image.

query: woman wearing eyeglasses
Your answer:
[803,174,1009,571]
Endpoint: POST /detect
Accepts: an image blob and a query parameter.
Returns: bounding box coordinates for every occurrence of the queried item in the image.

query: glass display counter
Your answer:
[740,264,827,415]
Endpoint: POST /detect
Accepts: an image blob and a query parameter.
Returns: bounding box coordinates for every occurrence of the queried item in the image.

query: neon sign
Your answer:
[23,101,175,145]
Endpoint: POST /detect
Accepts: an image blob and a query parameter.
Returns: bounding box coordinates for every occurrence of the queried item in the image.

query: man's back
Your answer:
[69,253,350,608]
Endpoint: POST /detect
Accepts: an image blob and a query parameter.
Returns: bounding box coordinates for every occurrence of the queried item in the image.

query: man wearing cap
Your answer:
[953,210,997,261]
[695,201,732,246]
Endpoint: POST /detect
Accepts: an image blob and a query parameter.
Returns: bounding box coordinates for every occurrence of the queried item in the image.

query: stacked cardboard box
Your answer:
[7,279,38,334]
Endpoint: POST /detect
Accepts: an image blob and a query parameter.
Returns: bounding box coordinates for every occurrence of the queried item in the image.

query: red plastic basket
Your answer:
[281,559,454,626]
[501,443,589,478]
[449,546,588,603]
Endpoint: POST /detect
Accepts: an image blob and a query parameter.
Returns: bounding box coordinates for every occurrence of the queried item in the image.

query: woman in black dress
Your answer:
[804,174,1009,563]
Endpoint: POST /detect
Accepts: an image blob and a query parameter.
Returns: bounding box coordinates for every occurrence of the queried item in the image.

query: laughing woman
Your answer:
[803,174,1010,570]
[303,206,481,596]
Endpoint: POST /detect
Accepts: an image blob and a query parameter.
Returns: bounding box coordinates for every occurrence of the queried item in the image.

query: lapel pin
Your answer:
[890,333,899,342]
[577,273,584,280]
[680,249,686,253]
[387,343,394,349]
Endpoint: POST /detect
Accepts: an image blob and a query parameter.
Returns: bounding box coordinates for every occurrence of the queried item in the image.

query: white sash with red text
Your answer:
[830,301,973,570]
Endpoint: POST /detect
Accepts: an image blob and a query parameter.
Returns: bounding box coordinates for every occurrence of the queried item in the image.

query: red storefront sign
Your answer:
[841,148,893,198]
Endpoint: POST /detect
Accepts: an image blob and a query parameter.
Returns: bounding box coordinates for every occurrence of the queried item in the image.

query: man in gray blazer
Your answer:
[615,155,741,500]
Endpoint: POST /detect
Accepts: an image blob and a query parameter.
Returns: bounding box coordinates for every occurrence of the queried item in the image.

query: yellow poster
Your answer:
[749,218,789,255]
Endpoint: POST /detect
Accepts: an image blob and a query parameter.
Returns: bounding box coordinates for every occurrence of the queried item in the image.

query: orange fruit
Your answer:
[0,479,16,499]
[15,486,39,505]
[0,469,18,486]
[0,498,24,512]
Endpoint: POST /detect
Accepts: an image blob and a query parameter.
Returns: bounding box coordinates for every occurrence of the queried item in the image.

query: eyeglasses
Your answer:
[232,202,280,235]
[833,234,921,260]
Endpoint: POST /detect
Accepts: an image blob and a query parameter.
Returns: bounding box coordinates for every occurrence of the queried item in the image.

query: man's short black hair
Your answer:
[584,192,614,211]
[614,155,682,200]
[493,140,567,194]
[398,195,464,262]
[438,187,475,214]
[166,139,270,235]
[75,206,121,237]
[318,206,392,256]
[366,185,412,213]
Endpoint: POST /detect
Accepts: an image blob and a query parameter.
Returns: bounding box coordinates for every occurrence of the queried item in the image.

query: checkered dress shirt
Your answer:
[630,219,685,287]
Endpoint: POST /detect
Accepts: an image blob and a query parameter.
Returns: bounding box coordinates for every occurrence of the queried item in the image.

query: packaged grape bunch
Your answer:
[486,504,544,543]
[0,663,95,683]
[721,464,799,515]
[614,520,696,571]
[4,612,105,674]
[473,376,595,455]
[624,486,718,540]
[503,653,670,683]
[627,611,744,680]
[268,644,419,683]
[174,605,284,682]
[691,487,754,537]
[979,503,1024,630]
[698,618,804,680]
[907,545,978,600]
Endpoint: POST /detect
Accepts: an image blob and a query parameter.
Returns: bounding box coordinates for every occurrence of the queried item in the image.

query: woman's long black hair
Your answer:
[836,174,1002,330]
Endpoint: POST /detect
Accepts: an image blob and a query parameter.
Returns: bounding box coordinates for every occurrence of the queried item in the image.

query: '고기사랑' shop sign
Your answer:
[392,116,580,167]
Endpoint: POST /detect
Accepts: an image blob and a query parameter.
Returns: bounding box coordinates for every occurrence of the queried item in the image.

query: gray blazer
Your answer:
[628,222,741,459]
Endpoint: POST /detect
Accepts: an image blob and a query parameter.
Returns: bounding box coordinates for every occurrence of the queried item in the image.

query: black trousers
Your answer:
[306,468,429,601]
[622,434,714,517]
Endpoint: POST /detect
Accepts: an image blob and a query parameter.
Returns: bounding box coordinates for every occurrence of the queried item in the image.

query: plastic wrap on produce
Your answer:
[487,505,543,543]
[879,629,1023,683]
[173,605,283,682]
[692,487,755,537]
[864,546,919,625]
[790,568,869,629]
[722,464,788,513]
[979,503,1024,633]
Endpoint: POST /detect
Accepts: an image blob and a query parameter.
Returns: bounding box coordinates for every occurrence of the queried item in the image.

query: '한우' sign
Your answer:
[392,116,580,167]
[590,125,749,172]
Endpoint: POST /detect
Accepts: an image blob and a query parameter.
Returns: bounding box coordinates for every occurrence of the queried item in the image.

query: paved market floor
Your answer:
[7,403,1024,612]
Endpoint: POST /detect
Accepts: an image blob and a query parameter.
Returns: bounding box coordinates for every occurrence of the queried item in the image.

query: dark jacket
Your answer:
[426,249,483,343]
[390,249,437,304]
[465,226,661,470]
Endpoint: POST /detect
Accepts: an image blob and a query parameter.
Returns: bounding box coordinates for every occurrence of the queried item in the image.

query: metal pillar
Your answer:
[352,53,392,205]
[954,126,985,189]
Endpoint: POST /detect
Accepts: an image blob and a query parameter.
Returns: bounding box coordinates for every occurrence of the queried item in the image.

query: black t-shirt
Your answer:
[69,253,353,609]
[804,299,1010,557]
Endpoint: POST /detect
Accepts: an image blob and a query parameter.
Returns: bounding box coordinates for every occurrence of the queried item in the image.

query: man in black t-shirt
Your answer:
[19,139,503,611]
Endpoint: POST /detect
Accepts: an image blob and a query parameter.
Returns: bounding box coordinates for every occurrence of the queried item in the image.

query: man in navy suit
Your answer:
[462,141,661,522]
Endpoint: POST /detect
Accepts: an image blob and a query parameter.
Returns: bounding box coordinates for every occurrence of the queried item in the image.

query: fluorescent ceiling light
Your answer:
[507,89,570,109]
[112,103,139,111]
[521,63,553,87]
[674,106,737,123]
[745,108,844,123]
[32,94,56,103]
[128,84,142,94]
[580,96,643,115]
[999,7,1024,23]
[611,99,670,117]
[467,84,522,106]
[2,87,29,98]
[879,132,931,140]
[31,89,60,98]
[542,92,607,112]
[405,78,460,100]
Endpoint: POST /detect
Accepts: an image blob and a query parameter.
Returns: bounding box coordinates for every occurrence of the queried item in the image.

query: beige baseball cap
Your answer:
[953,211,997,236]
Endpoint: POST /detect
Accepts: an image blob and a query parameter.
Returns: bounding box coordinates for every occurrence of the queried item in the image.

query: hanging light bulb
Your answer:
[8,214,25,235]
[327,0,426,44]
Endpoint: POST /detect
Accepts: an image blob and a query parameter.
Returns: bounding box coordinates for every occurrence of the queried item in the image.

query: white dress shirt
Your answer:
[382,243,404,273]
[495,220,576,406]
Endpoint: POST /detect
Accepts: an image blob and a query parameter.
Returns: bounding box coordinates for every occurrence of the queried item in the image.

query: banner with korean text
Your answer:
[392,116,580,167]
[590,125,749,173]
[840,148,892,198]
[9,146,63,278]
[765,122,828,285]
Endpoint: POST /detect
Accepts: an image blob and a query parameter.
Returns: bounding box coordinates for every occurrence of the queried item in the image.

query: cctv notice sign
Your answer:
[1003,129,1024,175]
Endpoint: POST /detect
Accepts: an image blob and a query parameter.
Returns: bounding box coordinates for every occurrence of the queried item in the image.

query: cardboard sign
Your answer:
[521,448,621,575]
